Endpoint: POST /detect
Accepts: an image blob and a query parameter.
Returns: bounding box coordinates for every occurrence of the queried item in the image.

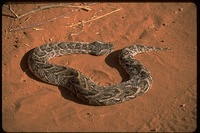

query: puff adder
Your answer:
[28,41,170,105]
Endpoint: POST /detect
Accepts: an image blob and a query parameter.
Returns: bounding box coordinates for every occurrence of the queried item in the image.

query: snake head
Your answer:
[90,41,114,56]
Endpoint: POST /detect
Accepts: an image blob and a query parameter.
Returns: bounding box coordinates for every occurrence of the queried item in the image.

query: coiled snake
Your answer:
[28,41,170,105]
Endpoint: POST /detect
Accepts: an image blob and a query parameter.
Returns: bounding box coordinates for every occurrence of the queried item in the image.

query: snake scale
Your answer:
[28,41,170,105]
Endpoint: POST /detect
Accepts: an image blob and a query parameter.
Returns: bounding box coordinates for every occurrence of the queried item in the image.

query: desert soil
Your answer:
[2,2,197,132]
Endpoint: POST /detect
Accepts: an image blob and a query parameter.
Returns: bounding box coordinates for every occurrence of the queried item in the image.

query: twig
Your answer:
[9,10,76,32]
[67,8,122,28]
[4,4,19,18]
[16,4,91,20]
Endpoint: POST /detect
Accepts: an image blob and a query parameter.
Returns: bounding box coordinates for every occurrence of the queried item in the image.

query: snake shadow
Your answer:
[105,50,129,82]
[20,49,129,106]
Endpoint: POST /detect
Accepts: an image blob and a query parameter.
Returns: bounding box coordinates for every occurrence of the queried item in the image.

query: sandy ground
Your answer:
[2,2,197,132]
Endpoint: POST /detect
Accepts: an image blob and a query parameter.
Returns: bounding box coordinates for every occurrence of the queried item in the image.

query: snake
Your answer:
[28,41,170,106]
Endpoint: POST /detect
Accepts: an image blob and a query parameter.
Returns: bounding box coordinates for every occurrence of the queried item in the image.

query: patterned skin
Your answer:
[28,41,170,105]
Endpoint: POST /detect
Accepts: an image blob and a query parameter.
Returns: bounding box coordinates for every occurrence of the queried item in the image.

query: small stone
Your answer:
[178,8,183,11]
[174,11,178,14]
[148,25,155,29]
[161,40,165,42]
[162,23,167,26]
[150,129,157,131]
[180,104,186,107]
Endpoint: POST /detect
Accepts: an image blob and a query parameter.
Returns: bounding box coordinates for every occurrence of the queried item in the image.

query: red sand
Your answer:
[2,2,196,132]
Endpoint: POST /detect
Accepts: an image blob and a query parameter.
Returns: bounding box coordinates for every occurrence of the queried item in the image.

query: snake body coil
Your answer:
[28,41,169,105]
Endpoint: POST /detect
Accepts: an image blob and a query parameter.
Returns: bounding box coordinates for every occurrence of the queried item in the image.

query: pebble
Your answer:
[178,8,183,11]
[150,128,157,132]
[180,104,186,107]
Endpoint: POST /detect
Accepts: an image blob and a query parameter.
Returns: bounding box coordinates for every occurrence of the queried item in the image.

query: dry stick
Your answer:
[9,10,76,32]
[16,4,91,20]
[9,4,19,18]
[67,8,122,28]
[3,4,19,18]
